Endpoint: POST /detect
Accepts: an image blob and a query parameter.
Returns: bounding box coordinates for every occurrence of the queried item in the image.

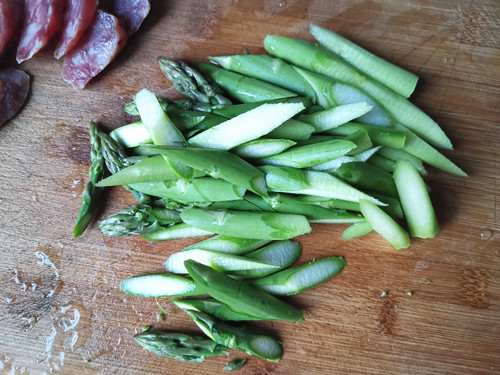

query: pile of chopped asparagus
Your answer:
[74,25,465,367]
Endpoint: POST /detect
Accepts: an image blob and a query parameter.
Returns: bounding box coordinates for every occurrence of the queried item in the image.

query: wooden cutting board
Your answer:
[1,1,499,374]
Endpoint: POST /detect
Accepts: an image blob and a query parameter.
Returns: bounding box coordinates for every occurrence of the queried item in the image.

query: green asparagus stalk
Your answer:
[359,199,410,249]
[164,249,280,274]
[182,309,284,361]
[233,138,297,159]
[259,139,356,168]
[251,256,346,296]
[263,166,385,205]
[182,235,271,255]
[142,222,214,241]
[129,178,246,203]
[196,62,298,103]
[135,89,194,180]
[188,102,305,150]
[341,221,373,240]
[145,146,268,196]
[96,156,205,187]
[266,119,314,141]
[172,299,262,321]
[212,97,311,118]
[378,146,427,175]
[74,122,105,237]
[335,161,398,197]
[231,240,302,279]
[184,260,304,322]
[98,204,181,236]
[180,208,312,240]
[133,330,228,363]
[158,57,232,106]
[326,122,406,149]
[309,24,418,98]
[299,102,373,132]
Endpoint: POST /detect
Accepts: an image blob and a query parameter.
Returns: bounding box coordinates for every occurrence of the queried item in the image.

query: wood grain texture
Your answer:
[0,0,499,374]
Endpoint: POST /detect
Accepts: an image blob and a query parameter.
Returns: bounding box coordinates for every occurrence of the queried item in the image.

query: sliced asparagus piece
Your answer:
[120,274,205,297]
[164,249,279,274]
[232,240,302,279]
[393,159,439,238]
[264,167,385,205]
[252,256,346,296]
[233,138,297,158]
[135,89,194,180]
[142,223,213,241]
[326,122,406,149]
[184,260,304,322]
[359,199,410,249]
[172,299,262,321]
[129,178,246,203]
[310,24,418,98]
[146,146,267,196]
[188,102,305,150]
[183,235,271,255]
[299,102,373,132]
[196,62,298,103]
[341,221,373,240]
[180,208,311,240]
[259,139,356,168]
[96,156,204,187]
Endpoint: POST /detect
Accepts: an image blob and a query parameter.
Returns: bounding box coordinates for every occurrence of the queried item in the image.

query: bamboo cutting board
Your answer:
[1,1,499,374]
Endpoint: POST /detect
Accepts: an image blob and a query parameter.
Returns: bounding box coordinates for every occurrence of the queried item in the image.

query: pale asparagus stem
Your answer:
[158,57,232,105]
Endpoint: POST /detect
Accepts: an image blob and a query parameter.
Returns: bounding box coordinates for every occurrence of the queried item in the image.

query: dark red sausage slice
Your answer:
[100,0,151,35]
[0,0,23,55]
[54,0,98,59]
[0,68,30,127]
[62,10,127,89]
[16,0,64,63]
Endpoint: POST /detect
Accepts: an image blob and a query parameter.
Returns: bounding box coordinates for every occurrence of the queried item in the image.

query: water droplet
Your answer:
[480,228,493,240]
[32,192,39,202]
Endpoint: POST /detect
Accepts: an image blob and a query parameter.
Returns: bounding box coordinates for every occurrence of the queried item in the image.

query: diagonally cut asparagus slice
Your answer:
[180,208,311,240]
[393,159,439,238]
[164,249,280,274]
[120,274,205,297]
[188,102,305,150]
[145,146,268,196]
[310,24,418,98]
[251,256,346,295]
[299,102,373,132]
[359,199,410,249]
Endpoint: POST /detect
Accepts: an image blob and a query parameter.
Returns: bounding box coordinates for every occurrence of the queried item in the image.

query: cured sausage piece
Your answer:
[100,0,151,35]
[54,0,98,59]
[16,0,64,63]
[0,0,23,55]
[62,10,127,89]
[0,68,30,127]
